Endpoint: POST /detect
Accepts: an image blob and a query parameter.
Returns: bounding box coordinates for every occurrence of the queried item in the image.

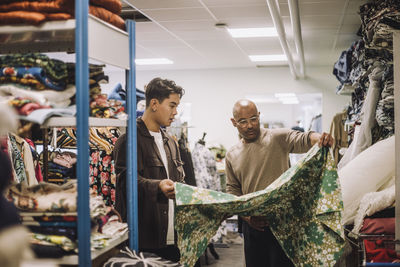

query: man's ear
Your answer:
[230,118,237,127]
[149,99,159,110]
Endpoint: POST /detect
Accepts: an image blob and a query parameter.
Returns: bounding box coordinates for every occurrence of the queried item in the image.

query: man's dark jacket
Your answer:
[114,118,185,249]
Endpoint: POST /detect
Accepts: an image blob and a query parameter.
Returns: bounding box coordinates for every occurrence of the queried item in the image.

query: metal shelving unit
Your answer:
[0,2,138,265]
[41,117,127,128]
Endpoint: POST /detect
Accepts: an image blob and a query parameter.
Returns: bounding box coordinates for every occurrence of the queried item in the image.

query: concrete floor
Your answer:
[200,243,245,267]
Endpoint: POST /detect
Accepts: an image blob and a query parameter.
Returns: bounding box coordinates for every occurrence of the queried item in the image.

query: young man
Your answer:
[225,99,333,267]
[114,78,185,262]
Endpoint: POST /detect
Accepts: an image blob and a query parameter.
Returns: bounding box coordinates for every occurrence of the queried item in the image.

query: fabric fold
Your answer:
[175,145,344,267]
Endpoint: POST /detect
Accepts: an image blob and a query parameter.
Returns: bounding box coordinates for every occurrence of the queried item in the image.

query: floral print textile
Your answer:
[175,145,344,267]
[89,149,116,206]
[9,134,27,184]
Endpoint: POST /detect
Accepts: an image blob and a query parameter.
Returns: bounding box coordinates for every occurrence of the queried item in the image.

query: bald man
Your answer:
[226,99,333,267]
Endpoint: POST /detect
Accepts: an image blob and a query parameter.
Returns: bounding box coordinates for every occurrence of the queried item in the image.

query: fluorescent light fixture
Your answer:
[247,97,280,103]
[281,99,299,105]
[280,97,298,102]
[274,93,296,98]
[135,58,173,65]
[246,94,280,103]
[227,27,278,38]
[249,54,287,62]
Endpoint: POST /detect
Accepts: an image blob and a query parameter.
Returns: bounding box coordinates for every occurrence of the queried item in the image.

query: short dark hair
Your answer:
[145,78,184,107]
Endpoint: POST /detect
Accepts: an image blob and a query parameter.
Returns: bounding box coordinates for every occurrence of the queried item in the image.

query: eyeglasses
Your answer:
[236,115,259,127]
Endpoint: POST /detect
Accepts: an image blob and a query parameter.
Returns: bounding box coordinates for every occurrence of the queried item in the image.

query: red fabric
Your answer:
[364,239,400,263]
[0,137,8,154]
[361,218,395,235]
[34,161,43,182]
[19,102,50,115]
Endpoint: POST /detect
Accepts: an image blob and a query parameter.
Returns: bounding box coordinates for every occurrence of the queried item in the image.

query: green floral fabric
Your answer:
[175,145,344,267]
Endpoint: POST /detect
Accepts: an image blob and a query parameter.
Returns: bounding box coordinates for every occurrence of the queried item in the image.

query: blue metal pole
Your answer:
[127,20,138,251]
[75,0,91,266]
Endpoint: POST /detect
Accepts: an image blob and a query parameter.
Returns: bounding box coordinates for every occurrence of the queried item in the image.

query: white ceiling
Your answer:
[122,0,366,72]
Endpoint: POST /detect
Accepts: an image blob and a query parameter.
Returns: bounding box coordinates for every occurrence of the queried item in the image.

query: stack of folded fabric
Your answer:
[0,53,75,117]
[0,0,126,30]
[67,63,126,119]
[0,53,126,122]
[6,181,128,258]
[90,94,125,119]
[46,150,77,184]
[66,62,109,100]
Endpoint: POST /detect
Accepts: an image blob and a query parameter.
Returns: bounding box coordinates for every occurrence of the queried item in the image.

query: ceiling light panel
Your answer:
[274,93,296,98]
[135,58,173,65]
[281,99,299,105]
[249,54,287,62]
[227,27,278,38]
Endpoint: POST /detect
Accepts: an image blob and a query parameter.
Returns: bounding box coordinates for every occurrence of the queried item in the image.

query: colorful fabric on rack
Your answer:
[9,134,27,183]
[25,137,43,183]
[52,151,77,169]
[90,94,125,119]
[0,83,75,108]
[24,221,77,227]
[89,149,116,206]
[0,53,67,81]
[0,66,66,90]
[31,233,76,251]
[28,225,77,241]
[7,181,77,212]
[175,146,344,267]
[9,98,51,115]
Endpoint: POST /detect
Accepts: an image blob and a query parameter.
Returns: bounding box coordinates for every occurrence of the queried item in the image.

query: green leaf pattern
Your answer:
[175,145,344,267]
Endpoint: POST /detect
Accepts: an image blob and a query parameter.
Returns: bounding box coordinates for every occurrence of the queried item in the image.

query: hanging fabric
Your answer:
[192,142,220,191]
[175,145,344,267]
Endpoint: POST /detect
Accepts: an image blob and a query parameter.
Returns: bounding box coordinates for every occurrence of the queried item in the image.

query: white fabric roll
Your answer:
[339,136,395,225]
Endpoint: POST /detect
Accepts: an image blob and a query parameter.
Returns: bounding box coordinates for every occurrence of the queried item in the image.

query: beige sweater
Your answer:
[226,128,313,196]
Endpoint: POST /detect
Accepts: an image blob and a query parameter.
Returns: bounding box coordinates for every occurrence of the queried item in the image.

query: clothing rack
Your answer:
[0,3,139,266]
[198,132,207,145]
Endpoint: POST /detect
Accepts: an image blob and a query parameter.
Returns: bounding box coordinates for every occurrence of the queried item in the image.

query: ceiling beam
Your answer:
[288,0,306,78]
[265,0,298,79]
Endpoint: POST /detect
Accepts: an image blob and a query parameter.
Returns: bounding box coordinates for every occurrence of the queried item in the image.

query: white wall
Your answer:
[104,66,350,149]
